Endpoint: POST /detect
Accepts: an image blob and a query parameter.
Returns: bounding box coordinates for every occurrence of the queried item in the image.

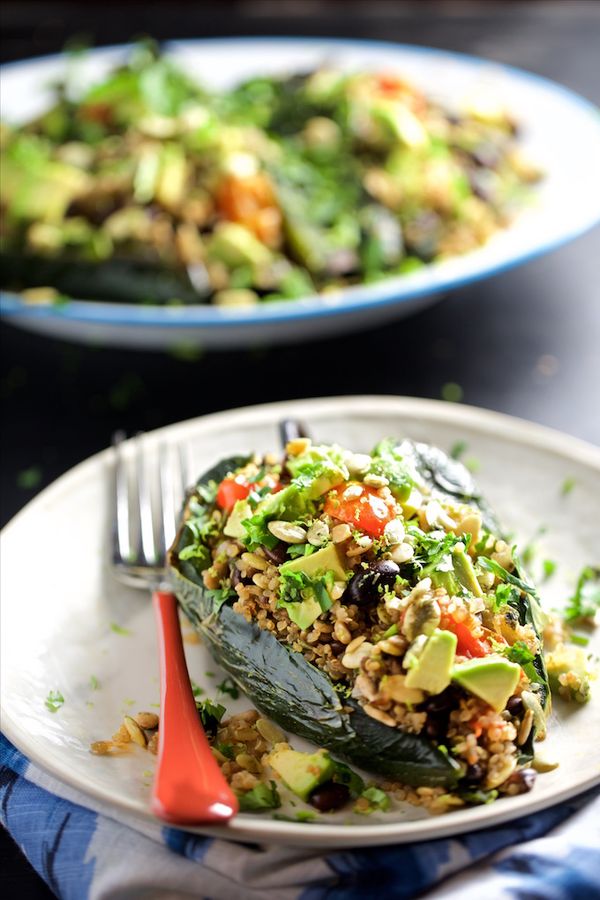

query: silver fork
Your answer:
[111,432,238,824]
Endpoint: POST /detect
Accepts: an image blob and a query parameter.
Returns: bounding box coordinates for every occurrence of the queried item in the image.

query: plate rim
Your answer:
[2,396,600,846]
[2,36,600,329]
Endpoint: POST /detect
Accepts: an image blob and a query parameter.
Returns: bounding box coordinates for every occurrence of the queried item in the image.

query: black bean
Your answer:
[462,763,485,787]
[505,768,537,794]
[308,781,350,812]
[347,560,400,606]
[230,565,252,588]
[506,696,524,717]
[422,686,462,716]
[263,542,288,566]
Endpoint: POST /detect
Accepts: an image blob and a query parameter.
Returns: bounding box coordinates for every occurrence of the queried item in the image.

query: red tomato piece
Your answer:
[324,482,396,537]
[216,476,252,512]
[443,618,490,658]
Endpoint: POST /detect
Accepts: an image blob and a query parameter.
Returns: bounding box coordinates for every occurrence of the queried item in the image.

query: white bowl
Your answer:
[2,38,600,349]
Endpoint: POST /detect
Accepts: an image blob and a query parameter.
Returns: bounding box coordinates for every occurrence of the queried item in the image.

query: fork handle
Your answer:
[151,591,239,824]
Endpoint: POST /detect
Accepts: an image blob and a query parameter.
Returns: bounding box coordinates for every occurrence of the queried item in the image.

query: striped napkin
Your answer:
[2,734,599,899]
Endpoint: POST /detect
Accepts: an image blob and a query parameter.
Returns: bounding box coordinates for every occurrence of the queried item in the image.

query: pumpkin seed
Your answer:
[256,718,286,744]
[267,520,307,544]
[124,715,147,747]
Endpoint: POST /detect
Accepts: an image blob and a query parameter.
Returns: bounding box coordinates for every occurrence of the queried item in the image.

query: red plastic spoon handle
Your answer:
[151,590,239,824]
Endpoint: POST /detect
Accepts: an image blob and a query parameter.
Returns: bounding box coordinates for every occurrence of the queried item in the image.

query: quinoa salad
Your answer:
[1,43,541,307]
[163,433,592,818]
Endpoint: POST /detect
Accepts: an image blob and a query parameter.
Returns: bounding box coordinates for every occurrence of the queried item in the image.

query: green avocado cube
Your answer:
[452,657,520,712]
[268,748,334,801]
[281,543,347,582]
[405,629,457,694]
[223,499,252,539]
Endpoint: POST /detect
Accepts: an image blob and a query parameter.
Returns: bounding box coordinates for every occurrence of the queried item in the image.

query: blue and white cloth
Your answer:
[2,734,599,899]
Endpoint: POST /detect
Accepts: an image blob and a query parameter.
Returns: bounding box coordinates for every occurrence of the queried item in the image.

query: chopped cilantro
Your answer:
[215,742,235,759]
[237,781,281,812]
[190,681,205,698]
[569,633,589,647]
[369,439,413,500]
[89,675,100,691]
[295,810,318,822]
[441,382,463,403]
[196,698,226,736]
[561,477,576,496]
[110,622,131,636]
[478,558,538,598]
[450,440,468,460]
[564,566,600,623]
[542,559,557,580]
[357,786,391,814]
[17,465,43,490]
[205,671,215,678]
[217,677,239,699]
[505,641,535,665]
[465,457,481,474]
[492,582,521,613]
[278,568,334,613]
[45,690,64,713]
[331,759,365,798]
[287,543,316,559]
[205,586,234,613]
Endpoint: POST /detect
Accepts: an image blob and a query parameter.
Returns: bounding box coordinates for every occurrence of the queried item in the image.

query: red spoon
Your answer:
[151,590,239,824]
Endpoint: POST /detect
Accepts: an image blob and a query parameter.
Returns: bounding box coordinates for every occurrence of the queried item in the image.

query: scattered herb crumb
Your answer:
[450,440,468,460]
[110,622,131,636]
[570,633,589,647]
[465,457,480,473]
[17,466,43,490]
[564,566,600,624]
[149,702,160,709]
[45,690,65,713]
[295,810,317,822]
[89,675,100,690]
[217,677,240,699]
[122,698,135,707]
[205,671,215,678]
[542,559,557,580]
[441,382,463,403]
[191,681,205,698]
[86,701,94,708]
[561,477,576,496]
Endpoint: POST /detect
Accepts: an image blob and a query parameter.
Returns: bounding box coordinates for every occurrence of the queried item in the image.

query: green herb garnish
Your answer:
[564,566,600,623]
[45,690,64,713]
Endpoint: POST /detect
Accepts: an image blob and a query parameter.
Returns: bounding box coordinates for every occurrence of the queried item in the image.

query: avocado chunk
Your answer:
[280,594,323,631]
[452,657,520,712]
[268,748,334,801]
[224,499,252,539]
[426,547,483,598]
[209,221,272,268]
[404,629,457,694]
[281,543,347,582]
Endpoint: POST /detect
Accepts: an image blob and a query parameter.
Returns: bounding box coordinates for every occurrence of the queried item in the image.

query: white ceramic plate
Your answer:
[2,397,600,846]
[1,39,600,349]
[2,396,600,848]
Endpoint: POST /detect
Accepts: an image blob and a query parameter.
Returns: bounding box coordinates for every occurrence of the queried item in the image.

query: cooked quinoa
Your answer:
[172,436,550,804]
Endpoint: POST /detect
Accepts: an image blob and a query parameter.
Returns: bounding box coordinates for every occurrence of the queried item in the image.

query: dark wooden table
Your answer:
[1,2,599,896]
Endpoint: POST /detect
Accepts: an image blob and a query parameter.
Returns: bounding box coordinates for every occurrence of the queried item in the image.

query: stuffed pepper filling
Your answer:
[170,437,549,800]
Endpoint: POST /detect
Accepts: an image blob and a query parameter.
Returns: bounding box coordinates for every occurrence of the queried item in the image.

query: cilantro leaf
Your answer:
[196,698,226,737]
[478,557,538,598]
[217,676,239,699]
[564,566,600,623]
[450,440,468,460]
[45,690,64,713]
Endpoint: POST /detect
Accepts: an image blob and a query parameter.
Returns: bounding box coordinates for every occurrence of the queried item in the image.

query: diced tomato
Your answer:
[324,482,396,537]
[216,173,282,247]
[216,473,282,512]
[443,617,490,658]
[217,476,252,511]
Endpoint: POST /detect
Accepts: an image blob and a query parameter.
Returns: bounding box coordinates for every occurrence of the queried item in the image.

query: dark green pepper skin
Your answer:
[0,252,209,304]
[168,442,548,786]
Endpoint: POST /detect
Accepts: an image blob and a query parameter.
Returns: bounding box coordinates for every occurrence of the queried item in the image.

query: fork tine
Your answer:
[177,443,190,505]
[157,443,176,558]
[113,430,132,564]
[136,434,157,565]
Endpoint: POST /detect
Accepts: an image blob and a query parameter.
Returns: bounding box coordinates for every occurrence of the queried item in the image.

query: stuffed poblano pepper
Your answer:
[169,437,549,798]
